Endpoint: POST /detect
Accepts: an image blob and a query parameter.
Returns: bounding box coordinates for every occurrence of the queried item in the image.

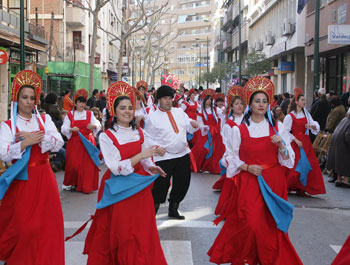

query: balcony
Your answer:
[222,35,232,51]
[0,6,48,45]
[65,42,86,62]
[232,22,248,49]
[66,4,86,27]
[222,5,233,30]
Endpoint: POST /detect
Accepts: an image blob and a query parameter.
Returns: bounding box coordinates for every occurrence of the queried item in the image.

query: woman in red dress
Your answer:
[181,89,200,146]
[84,81,167,265]
[283,88,326,196]
[0,70,65,264]
[213,87,245,217]
[332,234,350,265]
[62,89,101,193]
[208,77,303,265]
[191,89,225,174]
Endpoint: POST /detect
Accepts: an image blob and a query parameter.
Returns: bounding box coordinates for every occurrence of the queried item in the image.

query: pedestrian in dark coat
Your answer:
[326,96,346,133]
[312,94,330,131]
[326,109,350,187]
[280,92,290,115]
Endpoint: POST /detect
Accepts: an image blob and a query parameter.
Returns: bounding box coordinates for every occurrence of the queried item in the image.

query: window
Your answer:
[307,0,316,13]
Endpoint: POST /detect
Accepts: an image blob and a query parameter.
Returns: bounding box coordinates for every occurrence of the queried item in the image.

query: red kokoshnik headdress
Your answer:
[73,88,89,103]
[106,81,136,117]
[294,87,304,99]
[12,70,42,104]
[244,76,274,105]
[200,88,216,100]
[136,80,148,92]
[227,85,244,106]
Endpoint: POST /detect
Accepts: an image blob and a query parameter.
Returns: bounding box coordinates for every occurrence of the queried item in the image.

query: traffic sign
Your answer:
[0,49,9,65]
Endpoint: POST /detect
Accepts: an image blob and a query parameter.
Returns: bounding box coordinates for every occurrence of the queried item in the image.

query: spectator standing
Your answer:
[326,96,346,133]
[87,89,100,109]
[63,90,74,111]
[280,92,290,115]
[43,92,61,126]
[312,88,330,131]
[326,108,350,188]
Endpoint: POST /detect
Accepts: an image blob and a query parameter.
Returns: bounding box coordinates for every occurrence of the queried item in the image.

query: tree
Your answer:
[245,50,271,77]
[202,62,232,85]
[65,0,111,94]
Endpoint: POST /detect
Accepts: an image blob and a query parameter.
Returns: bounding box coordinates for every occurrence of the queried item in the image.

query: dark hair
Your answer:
[198,86,203,91]
[64,90,71,95]
[283,92,290,98]
[287,94,304,114]
[330,96,342,108]
[273,95,278,101]
[92,89,99,96]
[45,92,58,104]
[106,96,136,131]
[75,96,87,104]
[18,85,36,97]
[242,91,275,126]
[329,90,336,96]
[215,98,224,104]
[202,95,215,120]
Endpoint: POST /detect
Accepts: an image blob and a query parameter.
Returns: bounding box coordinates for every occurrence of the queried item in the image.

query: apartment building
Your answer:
[29,0,122,94]
[304,0,350,104]
[0,0,48,121]
[129,0,218,89]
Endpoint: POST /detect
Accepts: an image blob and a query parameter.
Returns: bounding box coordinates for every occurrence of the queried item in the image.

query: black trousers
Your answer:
[152,154,191,204]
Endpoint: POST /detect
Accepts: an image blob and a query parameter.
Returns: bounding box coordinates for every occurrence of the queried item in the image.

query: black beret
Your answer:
[156,85,174,99]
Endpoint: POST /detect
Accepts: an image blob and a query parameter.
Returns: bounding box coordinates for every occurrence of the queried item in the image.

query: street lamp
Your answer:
[195,38,201,87]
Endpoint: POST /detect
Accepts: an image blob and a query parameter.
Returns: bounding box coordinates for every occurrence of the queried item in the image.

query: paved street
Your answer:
[55,166,350,265]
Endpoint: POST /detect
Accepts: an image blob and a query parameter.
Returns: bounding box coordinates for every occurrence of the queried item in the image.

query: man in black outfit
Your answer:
[87,89,99,109]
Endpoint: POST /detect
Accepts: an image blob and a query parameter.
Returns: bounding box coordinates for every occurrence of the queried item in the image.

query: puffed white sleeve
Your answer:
[277,121,295,168]
[143,114,158,148]
[282,114,295,140]
[225,126,244,178]
[61,114,72,139]
[181,103,187,111]
[0,122,24,162]
[197,115,209,136]
[40,114,64,153]
[221,123,232,147]
[102,108,107,128]
[306,113,320,135]
[183,110,198,134]
[140,132,156,174]
[90,112,102,136]
[99,132,134,176]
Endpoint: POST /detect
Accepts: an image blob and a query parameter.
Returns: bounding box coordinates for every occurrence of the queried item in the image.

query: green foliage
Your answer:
[202,62,232,84]
[245,50,271,77]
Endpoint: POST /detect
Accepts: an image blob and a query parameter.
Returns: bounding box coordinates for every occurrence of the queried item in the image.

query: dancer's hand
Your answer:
[71,126,79,132]
[87,124,96,130]
[155,146,166,156]
[18,131,44,150]
[271,135,283,149]
[248,165,263,176]
[294,138,303,148]
[149,166,167,177]
[190,120,198,129]
[305,124,317,130]
[140,146,158,159]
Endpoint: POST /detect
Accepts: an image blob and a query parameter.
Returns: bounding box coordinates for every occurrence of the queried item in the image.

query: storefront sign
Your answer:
[0,49,9,65]
[328,25,350,44]
[279,61,295,73]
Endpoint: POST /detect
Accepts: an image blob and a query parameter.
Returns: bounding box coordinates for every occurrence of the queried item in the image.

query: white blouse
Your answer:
[99,124,155,176]
[224,118,295,178]
[61,110,101,139]
[197,107,221,136]
[283,110,320,140]
[0,114,64,163]
[221,115,243,147]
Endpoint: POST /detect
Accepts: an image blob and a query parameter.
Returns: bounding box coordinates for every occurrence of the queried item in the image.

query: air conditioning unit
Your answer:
[266,31,275,45]
[255,41,263,51]
[282,18,295,36]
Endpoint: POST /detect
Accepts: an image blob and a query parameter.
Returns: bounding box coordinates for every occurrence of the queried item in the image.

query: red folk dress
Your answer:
[332,235,350,265]
[286,113,326,195]
[208,123,303,265]
[84,128,167,265]
[64,111,99,193]
[192,111,225,174]
[183,101,199,146]
[0,120,65,265]
[213,119,238,216]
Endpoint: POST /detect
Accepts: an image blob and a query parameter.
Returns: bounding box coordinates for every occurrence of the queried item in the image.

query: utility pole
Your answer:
[206,36,209,89]
[20,0,25,70]
[132,38,135,86]
[313,0,320,92]
[48,12,54,62]
[199,44,201,86]
[139,56,141,80]
[238,0,242,85]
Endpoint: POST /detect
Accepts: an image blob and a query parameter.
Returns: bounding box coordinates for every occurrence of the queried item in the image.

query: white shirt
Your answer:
[223,118,295,178]
[197,108,220,136]
[99,125,155,176]
[0,114,64,162]
[283,110,320,140]
[144,107,198,162]
[61,110,101,139]
[221,115,243,147]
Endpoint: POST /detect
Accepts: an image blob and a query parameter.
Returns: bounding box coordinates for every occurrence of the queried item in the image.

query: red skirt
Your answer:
[208,166,303,265]
[332,235,350,265]
[0,163,65,264]
[287,137,326,195]
[214,177,235,216]
[84,170,167,265]
[64,134,99,193]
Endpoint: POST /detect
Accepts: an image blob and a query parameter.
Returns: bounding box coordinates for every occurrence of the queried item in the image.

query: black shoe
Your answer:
[335,181,342,187]
[154,203,160,215]
[168,202,185,220]
[328,177,337,183]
